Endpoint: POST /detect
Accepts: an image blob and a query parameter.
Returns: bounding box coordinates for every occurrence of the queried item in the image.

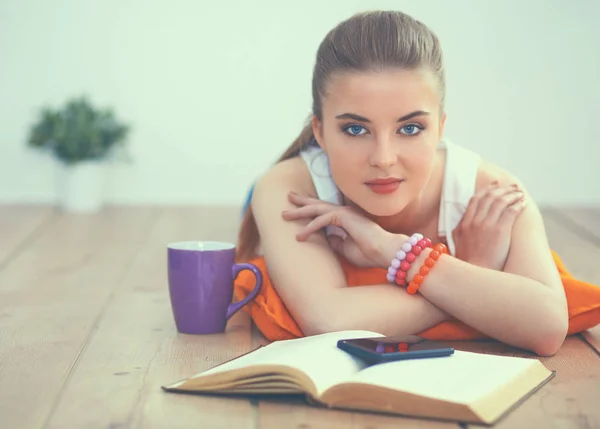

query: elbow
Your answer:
[531,332,566,357]
[298,307,350,337]
[526,289,569,357]
[302,324,336,337]
[300,316,346,337]
[295,290,351,337]
[530,312,568,357]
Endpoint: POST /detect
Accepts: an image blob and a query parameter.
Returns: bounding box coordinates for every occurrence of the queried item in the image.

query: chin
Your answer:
[351,194,410,218]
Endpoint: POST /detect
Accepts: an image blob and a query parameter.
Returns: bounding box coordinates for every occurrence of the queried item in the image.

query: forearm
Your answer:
[310,284,450,337]
[409,248,568,355]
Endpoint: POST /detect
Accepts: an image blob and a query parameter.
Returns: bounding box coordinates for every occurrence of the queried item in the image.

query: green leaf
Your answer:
[25,95,131,164]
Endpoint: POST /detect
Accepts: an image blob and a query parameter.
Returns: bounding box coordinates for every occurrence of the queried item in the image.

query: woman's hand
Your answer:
[452,181,526,271]
[282,192,405,269]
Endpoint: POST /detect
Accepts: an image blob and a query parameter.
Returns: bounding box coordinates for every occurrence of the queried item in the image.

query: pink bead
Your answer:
[412,245,422,256]
[418,238,432,249]
[397,270,407,279]
[391,258,400,268]
[400,261,411,271]
[406,252,416,263]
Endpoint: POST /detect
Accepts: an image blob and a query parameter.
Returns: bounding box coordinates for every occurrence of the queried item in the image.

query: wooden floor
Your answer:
[1,205,599,429]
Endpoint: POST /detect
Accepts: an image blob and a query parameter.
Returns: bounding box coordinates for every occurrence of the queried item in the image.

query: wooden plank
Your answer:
[550,208,600,355]
[461,210,600,428]
[541,210,600,285]
[0,206,158,429]
[0,205,55,266]
[552,208,600,243]
[582,326,600,356]
[257,401,456,429]
[42,206,257,429]
[37,205,600,428]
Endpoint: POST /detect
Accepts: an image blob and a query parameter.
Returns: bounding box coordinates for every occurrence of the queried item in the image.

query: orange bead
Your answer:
[400,240,447,296]
[434,243,448,253]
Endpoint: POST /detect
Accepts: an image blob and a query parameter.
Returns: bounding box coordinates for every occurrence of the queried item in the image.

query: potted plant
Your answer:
[27,96,131,212]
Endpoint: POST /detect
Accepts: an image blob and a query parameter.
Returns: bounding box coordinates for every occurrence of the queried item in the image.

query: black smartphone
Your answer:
[337,335,454,364]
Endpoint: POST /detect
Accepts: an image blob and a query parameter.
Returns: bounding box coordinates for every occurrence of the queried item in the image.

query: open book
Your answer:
[162,330,554,425]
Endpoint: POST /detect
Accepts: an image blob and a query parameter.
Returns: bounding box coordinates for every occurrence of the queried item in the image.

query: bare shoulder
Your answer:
[473,157,543,221]
[248,155,348,335]
[475,158,528,193]
[253,156,316,198]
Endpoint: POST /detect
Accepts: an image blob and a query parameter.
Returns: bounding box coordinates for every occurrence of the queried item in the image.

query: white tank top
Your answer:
[299,139,480,256]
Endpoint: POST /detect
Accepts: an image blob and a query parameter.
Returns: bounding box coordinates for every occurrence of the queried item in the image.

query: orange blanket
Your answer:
[233,250,600,341]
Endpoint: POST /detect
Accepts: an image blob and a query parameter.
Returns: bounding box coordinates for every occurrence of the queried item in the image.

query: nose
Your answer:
[369,137,396,170]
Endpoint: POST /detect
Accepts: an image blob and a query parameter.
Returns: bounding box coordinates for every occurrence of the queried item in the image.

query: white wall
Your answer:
[1,0,599,206]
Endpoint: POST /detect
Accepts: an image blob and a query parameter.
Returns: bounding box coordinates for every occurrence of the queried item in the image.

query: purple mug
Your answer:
[167,241,262,335]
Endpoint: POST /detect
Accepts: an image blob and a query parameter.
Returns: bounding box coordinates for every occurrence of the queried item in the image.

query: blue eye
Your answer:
[400,124,423,136]
[344,125,367,136]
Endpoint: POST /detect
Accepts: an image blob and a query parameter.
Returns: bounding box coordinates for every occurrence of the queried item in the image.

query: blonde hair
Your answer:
[237,10,445,261]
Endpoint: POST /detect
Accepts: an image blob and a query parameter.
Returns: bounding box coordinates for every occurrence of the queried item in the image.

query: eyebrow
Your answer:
[335,111,430,123]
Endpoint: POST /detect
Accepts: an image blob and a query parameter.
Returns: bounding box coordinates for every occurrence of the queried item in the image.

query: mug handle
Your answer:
[226,262,263,320]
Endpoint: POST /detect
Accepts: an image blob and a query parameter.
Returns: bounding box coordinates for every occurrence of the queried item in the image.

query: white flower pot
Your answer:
[57,160,106,213]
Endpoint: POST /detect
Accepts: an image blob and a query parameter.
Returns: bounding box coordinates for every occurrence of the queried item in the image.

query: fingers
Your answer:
[288,191,328,207]
[283,191,350,241]
[283,191,340,220]
[474,185,523,225]
[327,235,345,253]
[486,188,525,224]
[460,181,499,228]
[471,184,509,225]
[497,197,528,229]
[296,211,342,241]
[461,181,525,227]
[282,203,332,221]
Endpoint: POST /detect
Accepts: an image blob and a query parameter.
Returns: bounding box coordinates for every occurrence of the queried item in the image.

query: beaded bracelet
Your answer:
[386,233,421,284]
[406,243,449,295]
[387,233,433,286]
[397,237,433,286]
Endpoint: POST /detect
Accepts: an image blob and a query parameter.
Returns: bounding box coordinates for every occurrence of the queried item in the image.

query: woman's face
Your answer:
[312,68,445,217]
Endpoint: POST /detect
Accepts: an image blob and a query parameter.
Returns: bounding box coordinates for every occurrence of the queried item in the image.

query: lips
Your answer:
[365,177,404,195]
[365,177,403,185]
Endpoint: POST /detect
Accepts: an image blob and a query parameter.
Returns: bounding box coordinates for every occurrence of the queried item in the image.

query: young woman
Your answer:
[234,10,600,356]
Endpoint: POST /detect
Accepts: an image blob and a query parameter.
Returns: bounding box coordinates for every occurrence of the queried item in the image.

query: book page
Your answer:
[348,350,540,404]
[186,330,383,395]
